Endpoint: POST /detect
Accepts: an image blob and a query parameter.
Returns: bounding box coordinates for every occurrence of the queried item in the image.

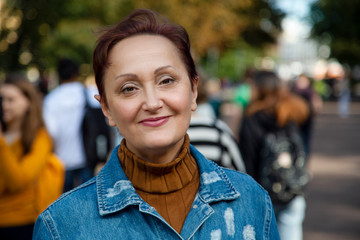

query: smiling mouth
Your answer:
[139,116,170,127]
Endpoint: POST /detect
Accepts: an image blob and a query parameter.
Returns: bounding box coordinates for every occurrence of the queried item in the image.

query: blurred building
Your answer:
[276,17,323,81]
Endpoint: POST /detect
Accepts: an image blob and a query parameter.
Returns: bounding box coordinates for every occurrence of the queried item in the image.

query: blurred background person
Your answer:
[43,58,93,192]
[188,76,246,172]
[230,67,257,139]
[81,77,115,176]
[232,67,256,111]
[0,73,63,240]
[238,70,310,240]
[337,66,351,118]
[291,73,323,158]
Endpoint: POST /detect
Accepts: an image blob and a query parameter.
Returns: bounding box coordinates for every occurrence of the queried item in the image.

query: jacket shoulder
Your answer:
[221,167,268,196]
[43,177,97,214]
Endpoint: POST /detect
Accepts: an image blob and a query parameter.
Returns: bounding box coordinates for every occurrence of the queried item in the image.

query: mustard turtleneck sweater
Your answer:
[118,135,200,233]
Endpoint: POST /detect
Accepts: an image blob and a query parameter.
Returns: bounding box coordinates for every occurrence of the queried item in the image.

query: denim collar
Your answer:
[96,144,240,216]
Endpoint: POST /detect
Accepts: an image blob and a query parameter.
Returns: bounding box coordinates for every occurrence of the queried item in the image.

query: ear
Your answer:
[191,76,199,112]
[94,94,116,127]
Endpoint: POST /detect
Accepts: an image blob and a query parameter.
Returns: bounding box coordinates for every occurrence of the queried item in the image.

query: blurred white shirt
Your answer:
[43,82,98,170]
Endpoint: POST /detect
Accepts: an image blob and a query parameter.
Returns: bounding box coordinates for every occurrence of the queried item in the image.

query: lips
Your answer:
[139,116,170,127]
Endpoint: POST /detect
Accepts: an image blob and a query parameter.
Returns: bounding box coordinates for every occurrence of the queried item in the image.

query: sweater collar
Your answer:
[118,135,197,193]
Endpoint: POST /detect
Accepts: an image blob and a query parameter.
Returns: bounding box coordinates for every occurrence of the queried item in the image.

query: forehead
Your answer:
[112,34,177,52]
[107,34,183,68]
[0,84,22,96]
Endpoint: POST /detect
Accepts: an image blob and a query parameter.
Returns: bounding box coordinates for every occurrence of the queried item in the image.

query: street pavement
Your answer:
[303,101,360,240]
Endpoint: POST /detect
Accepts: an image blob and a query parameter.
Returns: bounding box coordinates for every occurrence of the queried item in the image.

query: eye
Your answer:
[122,86,136,92]
[159,77,175,85]
[120,84,138,94]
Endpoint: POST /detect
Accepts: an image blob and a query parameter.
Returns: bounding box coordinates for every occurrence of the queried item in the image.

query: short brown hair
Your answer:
[93,9,197,103]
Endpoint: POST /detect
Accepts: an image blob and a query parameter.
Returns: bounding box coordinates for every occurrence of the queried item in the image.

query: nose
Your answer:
[142,88,163,112]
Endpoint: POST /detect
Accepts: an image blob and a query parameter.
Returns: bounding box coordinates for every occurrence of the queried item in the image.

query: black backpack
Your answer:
[259,122,310,204]
[81,88,112,170]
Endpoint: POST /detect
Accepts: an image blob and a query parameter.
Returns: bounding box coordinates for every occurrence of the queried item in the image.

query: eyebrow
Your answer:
[114,65,175,81]
[114,73,137,81]
[154,65,173,74]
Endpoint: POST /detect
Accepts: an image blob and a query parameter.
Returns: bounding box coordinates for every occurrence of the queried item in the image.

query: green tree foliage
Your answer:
[135,0,283,56]
[0,0,283,79]
[310,0,360,66]
[0,0,104,74]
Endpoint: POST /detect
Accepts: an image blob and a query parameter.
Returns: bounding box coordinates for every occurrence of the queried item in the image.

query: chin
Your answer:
[142,134,184,150]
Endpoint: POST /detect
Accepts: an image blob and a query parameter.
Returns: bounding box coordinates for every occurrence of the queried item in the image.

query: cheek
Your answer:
[167,89,194,117]
[4,99,28,122]
[110,100,139,128]
[10,98,27,114]
[19,99,30,115]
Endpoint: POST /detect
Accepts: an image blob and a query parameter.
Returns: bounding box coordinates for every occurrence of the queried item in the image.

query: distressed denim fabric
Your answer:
[33,145,280,240]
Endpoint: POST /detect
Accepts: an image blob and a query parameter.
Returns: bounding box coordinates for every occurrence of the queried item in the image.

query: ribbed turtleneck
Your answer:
[118,135,200,233]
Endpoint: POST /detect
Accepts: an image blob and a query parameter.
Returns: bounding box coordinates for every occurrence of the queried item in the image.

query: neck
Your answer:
[5,119,22,133]
[4,122,22,144]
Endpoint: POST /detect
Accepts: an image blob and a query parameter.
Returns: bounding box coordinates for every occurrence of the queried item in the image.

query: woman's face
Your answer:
[0,84,30,126]
[100,34,198,163]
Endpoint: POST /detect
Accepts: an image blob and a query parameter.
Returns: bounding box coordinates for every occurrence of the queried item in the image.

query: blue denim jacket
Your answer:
[33,145,280,240]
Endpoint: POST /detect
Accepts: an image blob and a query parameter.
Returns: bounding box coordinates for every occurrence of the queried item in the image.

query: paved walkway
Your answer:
[303,101,360,240]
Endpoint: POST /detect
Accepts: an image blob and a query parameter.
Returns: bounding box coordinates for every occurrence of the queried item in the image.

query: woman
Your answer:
[238,70,309,240]
[291,73,323,157]
[33,9,280,239]
[0,74,63,239]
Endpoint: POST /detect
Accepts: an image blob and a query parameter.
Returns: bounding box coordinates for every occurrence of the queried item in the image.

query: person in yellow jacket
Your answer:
[0,73,64,240]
